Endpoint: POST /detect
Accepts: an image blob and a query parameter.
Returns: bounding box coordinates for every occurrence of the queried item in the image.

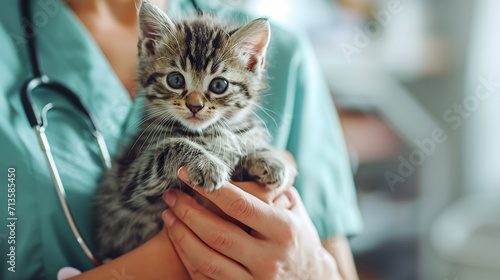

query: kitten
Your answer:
[94,1,294,261]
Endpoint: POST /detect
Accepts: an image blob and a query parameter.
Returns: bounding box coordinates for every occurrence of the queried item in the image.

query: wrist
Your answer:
[130,230,190,279]
[70,231,189,280]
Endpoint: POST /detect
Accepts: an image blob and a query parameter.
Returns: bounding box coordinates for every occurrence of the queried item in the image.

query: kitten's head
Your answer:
[137,1,270,131]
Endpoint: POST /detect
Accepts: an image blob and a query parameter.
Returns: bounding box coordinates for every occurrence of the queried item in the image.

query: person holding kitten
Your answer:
[0,0,362,279]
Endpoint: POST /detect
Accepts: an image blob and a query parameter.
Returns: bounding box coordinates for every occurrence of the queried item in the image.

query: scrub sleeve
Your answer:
[0,0,362,279]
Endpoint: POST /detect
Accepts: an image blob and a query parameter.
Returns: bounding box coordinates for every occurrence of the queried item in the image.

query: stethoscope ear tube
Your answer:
[21,0,42,78]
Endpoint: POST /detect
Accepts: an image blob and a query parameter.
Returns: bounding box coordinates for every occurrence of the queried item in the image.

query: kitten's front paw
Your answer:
[245,152,295,190]
[187,155,230,192]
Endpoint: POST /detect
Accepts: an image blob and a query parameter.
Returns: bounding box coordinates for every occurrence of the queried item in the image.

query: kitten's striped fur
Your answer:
[94,1,294,260]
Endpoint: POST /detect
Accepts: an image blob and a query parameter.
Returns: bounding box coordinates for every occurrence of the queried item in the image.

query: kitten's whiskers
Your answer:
[127,109,169,156]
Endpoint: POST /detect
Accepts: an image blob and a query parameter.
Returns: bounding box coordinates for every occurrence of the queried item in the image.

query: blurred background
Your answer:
[220,0,500,279]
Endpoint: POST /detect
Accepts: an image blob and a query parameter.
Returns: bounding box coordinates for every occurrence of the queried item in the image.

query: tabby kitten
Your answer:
[95,1,294,260]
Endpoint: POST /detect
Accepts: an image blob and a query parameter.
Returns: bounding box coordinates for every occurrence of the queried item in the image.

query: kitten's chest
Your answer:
[139,123,267,163]
[194,133,248,161]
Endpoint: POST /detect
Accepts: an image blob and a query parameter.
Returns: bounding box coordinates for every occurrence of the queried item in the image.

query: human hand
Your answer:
[161,167,340,280]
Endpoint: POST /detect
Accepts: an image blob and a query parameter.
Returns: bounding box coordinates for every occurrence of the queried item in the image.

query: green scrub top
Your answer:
[0,0,362,279]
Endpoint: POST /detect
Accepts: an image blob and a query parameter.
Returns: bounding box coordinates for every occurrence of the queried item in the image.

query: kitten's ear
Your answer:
[229,18,271,71]
[138,0,175,55]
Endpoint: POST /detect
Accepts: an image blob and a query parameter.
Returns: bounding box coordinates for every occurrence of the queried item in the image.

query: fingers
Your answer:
[287,187,307,214]
[281,150,298,186]
[172,241,215,280]
[230,180,282,204]
[233,181,294,210]
[272,188,295,209]
[164,189,258,266]
[286,187,317,231]
[163,209,253,280]
[178,166,289,238]
[281,150,297,169]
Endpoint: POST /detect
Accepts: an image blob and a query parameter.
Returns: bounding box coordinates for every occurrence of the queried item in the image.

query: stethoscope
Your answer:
[19,0,202,266]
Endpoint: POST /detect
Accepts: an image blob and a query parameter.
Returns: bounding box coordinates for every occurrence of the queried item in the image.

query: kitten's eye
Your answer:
[167,72,185,89]
[209,78,228,94]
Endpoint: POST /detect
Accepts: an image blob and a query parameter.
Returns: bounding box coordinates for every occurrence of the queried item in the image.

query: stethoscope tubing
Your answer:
[19,0,108,266]
[35,124,101,266]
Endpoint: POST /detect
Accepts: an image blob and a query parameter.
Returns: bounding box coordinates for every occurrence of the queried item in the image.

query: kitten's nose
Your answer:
[186,93,205,114]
